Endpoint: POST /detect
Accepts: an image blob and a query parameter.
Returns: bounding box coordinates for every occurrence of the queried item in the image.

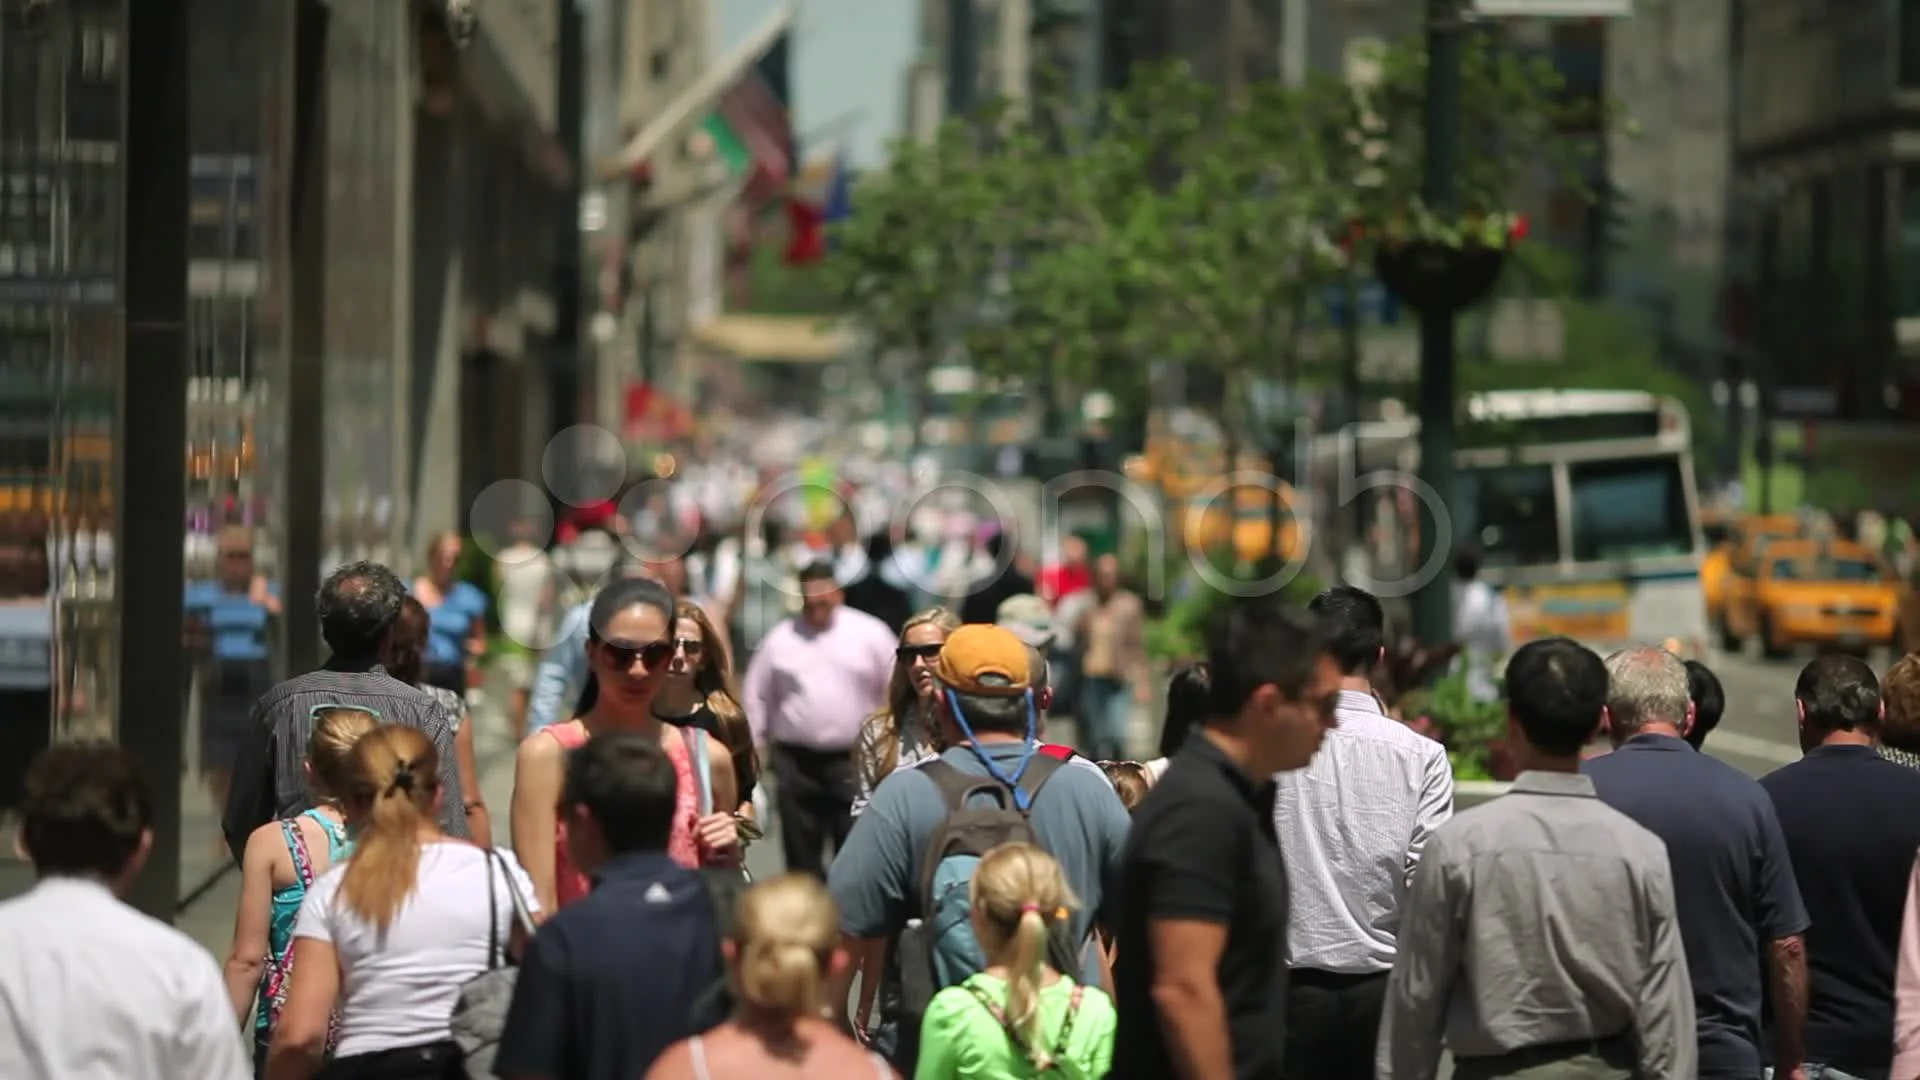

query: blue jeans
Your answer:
[1076,675,1130,761]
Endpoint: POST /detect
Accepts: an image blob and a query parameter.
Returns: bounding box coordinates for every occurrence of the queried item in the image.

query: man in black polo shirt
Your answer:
[1585,646,1810,1080]
[1111,599,1339,1080]
[1761,654,1920,1080]
[495,734,726,1080]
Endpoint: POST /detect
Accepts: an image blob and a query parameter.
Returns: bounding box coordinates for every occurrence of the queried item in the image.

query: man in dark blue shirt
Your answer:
[1761,654,1920,1080]
[1585,646,1810,1080]
[495,733,726,1080]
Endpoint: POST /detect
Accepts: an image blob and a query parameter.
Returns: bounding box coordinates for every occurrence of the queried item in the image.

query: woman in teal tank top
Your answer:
[221,706,377,1077]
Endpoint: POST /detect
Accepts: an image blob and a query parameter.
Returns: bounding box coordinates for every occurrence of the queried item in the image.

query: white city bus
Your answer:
[1318,389,1709,654]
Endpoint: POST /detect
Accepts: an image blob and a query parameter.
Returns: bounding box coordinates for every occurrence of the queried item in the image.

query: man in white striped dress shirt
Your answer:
[1273,585,1454,1078]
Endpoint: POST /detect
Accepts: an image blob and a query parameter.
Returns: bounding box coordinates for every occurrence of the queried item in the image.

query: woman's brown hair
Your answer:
[382,596,430,687]
[338,725,441,931]
[676,600,758,799]
[856,606,960,791]
[1098,760,1150,811]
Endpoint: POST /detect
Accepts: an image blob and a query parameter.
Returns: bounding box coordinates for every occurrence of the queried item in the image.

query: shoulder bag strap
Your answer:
[483,848,502,970]
[688,729,714,816]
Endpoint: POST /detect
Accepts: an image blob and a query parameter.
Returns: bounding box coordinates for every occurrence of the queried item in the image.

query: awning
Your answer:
[690,315,849,363]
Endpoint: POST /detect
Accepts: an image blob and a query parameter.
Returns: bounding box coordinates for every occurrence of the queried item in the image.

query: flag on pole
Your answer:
[704,30,793,207]
[782,151,845,266]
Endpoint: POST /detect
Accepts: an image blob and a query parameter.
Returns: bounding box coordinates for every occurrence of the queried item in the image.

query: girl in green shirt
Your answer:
[915,843,1116,1080]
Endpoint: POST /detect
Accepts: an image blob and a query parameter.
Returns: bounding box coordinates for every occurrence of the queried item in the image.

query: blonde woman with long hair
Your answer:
[914,844,1115,1080]
[645,873,895,1080]
[266,726,538,1080]
[224,706,378,1074]
[852,607,961,818]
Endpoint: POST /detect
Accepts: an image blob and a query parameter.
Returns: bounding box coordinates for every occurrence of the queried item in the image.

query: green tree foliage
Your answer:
[822,32,1615,420]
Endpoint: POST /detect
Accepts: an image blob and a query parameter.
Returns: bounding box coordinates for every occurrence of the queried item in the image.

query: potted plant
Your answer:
[1400,667,1511,783]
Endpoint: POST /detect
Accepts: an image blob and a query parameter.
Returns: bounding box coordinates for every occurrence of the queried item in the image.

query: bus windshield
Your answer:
[1458,464,1559,568]
[1569,456,1693,561]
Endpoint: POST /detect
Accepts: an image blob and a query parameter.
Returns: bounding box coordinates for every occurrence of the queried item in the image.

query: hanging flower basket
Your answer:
[1347,211,1528,316]
[1375,242,1507,315]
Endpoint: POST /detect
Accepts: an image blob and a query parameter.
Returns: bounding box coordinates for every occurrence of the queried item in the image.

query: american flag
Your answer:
[718,31,793,207]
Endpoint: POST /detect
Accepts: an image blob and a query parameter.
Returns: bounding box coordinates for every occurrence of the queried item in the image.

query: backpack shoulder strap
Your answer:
[919,757,988,812]
[1053,982,1087,1055]
[1014,751,1066,809]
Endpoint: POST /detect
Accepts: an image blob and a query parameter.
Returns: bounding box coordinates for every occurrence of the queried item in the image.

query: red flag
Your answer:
[784,198,825,266]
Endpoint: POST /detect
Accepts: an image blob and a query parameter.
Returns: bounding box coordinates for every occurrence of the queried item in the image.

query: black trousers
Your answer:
[1281,968,1389,1080]
[318,1039,462,1079]
[773,742,854,878]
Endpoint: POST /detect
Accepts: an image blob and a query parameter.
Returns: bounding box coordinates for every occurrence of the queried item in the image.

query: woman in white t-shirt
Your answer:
[265,724,539,1079]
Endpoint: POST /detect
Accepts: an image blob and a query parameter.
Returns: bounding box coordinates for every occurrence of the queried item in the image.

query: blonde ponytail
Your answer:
[970,842,1080,1069]
[729,873,841,1023]
[738,937,823,1015]
[1005,904,1052,1066]
[337,725,441,930]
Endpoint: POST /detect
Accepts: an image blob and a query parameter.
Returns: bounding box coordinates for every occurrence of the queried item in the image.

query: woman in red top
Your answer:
[509,577,741,914]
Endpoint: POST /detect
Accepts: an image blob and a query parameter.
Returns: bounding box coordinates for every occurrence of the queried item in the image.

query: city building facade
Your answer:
[0,0,575,916]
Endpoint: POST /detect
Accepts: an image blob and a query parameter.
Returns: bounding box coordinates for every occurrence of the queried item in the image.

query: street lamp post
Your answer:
[1411,0,1464,645]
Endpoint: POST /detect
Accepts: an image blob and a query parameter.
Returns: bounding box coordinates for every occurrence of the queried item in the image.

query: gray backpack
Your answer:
[895,754,1081,1017]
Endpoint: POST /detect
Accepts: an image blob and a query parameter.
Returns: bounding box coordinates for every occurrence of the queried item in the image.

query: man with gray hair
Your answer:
[1585,645,1810,1080]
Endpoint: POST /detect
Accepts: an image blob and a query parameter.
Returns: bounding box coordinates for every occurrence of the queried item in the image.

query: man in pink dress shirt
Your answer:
[741,560,897,876]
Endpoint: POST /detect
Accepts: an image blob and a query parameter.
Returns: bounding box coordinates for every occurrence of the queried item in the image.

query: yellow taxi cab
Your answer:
[1720,511,1804,645]
[1723,538,1899,658]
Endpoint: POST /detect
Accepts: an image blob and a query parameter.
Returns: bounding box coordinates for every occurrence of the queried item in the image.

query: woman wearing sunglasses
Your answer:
[851,607,961,819]
[509,577,741,914]
[845,607,959,1059]
[653,601,759,826]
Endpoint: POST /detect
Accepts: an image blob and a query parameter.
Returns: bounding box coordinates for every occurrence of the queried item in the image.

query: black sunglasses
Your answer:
[896,643,942,662]
[600,638,675,669]
[673,637,706,658]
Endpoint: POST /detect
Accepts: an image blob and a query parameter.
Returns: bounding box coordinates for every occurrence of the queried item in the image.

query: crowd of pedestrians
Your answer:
[34,534,1920,1080]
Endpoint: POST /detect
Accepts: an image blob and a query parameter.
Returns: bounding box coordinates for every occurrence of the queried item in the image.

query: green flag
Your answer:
[701,114,751,177]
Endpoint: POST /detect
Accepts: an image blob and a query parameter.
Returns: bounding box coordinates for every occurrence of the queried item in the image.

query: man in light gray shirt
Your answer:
[1378,637,1694,1080]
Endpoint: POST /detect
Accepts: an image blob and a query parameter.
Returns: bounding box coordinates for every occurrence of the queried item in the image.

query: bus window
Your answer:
[1568,456,1692,562]
[1458,464,1559,568]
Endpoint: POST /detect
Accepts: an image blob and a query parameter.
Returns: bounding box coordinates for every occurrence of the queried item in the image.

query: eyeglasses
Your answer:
[309,703,381,721]
[600,638,675,670]
[895,644,942,662]
[672,637,705,658]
